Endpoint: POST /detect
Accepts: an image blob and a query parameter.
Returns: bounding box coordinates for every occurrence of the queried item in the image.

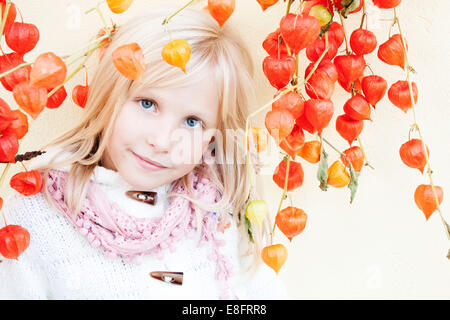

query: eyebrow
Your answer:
[135,90,215,125]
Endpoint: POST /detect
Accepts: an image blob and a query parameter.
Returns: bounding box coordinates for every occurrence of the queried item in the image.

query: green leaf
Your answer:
[244,215,254,243]
[317,142,329,191]
[347,161,360,204]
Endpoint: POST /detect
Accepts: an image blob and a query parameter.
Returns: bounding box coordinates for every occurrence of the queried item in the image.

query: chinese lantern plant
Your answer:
[275,206,308,242]
[386,6,448,246]
[0,0,127,260]
[161,39,191,73]
[72,69,90,108]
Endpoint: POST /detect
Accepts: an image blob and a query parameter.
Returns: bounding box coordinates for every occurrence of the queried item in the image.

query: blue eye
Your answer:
[139,99,156,110]
[185,117,202,129]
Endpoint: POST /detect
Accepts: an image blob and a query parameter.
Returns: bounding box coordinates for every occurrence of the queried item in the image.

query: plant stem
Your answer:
[0,0,11,39]
[95,5,109,30]
[49,40,108,98]
[321,136,345,158]
[339,12,374,169]
[357,137,374,169]
[271,156,291,245]
[162,0,197,25]
[393,8,450,239]
[339,13,351,55]
[0,163,11,189]
[244,32,329,195]
[244,32,329,213]
[63,32,111,62]
[2,211,7,227]
[294,53,300,87]
[0,62,33,80]
[286,0,294,14]
[305,32,328,83]
[85,0,106,14]
[360,0,367,29]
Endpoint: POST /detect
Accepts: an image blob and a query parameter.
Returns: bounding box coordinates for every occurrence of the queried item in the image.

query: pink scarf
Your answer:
[41,167,238,299]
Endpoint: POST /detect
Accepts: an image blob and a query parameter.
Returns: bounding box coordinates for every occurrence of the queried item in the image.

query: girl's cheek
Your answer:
[169,131,204,166]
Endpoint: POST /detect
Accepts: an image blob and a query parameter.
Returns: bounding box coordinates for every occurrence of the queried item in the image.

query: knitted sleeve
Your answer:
[0,193,51,299]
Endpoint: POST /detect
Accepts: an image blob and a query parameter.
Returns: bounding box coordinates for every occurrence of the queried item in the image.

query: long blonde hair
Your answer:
[36,6,270,275]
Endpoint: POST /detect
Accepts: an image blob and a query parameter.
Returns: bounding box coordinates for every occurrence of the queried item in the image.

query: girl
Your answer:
[0,6,289,299]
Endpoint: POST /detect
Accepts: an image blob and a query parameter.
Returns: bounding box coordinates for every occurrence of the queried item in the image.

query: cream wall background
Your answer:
[1,0,449,299]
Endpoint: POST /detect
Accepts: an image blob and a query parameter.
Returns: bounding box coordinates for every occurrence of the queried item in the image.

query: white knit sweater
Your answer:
[0,147,290,300]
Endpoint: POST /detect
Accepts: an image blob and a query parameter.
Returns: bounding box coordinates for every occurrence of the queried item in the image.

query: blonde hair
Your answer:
[36,6,271,276]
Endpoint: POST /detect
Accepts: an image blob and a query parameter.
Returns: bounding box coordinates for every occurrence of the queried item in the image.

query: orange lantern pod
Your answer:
[414,184,443,220]
[276,206,307,241]
[257,0,279,11]
[0,225,30,260]
[272,159,304,191]
[399,139,429,174]
[13,81,47,120]
[0,0,17,34]
[2,109,29,140]
[261,243,288,274]
[161,39,191,73]
[378,34,407,69]
[298,140,321,164]
[265,108,295,144]
[388,80,418,113]
[327,160,350,188]
[46,86,67,109]
[280,124,305,159]
[208,0,235,27]
[112,42,146,81]
[10,170,43,196]
[72,85,89,108]
[106,0,134,14]
[0,133,19,163]
[29,52,67,89]
[341,146,365,172]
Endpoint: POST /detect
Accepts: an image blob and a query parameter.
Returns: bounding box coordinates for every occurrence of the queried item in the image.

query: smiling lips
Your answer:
[132,151,167,171]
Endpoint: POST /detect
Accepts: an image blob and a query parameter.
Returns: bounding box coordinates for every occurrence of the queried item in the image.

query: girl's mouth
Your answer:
[132,152,167,171]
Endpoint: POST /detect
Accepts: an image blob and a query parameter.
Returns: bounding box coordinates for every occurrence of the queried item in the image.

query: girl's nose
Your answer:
[146,126,172,153]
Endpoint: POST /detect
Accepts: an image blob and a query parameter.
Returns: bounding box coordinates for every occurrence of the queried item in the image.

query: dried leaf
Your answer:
[14,150,46,162]
[339,0,360,18]
[244,215,254,243]
[347,161,360,203]
[317,142,329,191]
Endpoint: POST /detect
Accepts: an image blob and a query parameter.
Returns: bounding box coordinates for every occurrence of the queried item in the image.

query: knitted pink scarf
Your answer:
[41,167,238,299]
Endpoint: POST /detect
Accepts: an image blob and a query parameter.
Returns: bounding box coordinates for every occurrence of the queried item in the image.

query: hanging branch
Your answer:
[338,11,374,170]
[392,8,450,241]
[359,0,367,29]
[0,3,114,191]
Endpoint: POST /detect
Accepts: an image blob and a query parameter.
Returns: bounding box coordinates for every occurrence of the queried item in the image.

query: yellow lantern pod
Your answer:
[106,0,134,14]
[161,39,191,73]
[245,200,269,227]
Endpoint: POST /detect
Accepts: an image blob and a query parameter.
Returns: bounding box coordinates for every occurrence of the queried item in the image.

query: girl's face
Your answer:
[101,77,220,190]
